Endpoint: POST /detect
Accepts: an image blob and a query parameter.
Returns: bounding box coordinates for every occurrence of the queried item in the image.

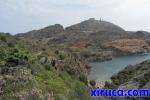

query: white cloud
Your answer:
[0,0,150,34]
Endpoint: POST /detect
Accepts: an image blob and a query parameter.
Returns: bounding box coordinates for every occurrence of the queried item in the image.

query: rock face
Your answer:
[104,39,150,55]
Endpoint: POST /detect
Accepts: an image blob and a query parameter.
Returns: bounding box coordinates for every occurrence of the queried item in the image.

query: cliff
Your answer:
[104,39,150,55]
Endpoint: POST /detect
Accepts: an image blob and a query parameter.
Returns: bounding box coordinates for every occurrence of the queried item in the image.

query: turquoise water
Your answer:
[88,53,150,82]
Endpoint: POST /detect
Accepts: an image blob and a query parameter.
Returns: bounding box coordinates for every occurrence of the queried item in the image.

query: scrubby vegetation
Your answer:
[2,18,150,100]
[104,60,150,100]
[0,32,91,100]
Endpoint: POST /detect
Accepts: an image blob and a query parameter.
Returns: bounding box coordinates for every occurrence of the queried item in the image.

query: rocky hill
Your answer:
[16,18,128,46]
[66,18,126,33]
[16,18,150,62]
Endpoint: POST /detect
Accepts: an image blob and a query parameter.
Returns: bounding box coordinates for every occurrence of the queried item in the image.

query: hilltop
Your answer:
[66,18,125,33]
[16,18,128,45]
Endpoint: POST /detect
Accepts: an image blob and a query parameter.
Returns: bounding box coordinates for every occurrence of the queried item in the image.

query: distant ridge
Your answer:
[17,24,64,39]
[16,18,127,39]
[127,31,150,38]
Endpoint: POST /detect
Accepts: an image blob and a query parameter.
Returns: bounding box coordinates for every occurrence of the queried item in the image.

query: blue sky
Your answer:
[0,0,150,34]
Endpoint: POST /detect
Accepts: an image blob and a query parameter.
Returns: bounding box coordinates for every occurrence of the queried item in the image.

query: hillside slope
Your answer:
[0,32,93,100]
[104,60,150,100]
[110,60,150,89]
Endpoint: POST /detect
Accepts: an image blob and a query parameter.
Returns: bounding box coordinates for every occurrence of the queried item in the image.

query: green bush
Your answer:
[0,36,7,42]
[5,56,20,67]
[58,54,65,60]
[51,60,56,67]
[44,63,53,71]
[79,74,88,85]
[67,68,76,75]
[55,50,59,54]
[89,80,96,87]
[104,81,118,89]
[7,42,15,47]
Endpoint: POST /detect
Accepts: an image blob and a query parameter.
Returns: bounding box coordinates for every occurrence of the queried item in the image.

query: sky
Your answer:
[0,0,150,34]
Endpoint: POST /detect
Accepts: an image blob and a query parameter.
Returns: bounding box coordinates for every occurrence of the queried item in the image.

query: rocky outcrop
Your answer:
[16,24,64,39]
[108,60,150,90]
[79,50,113,62]
[104,39,150,55]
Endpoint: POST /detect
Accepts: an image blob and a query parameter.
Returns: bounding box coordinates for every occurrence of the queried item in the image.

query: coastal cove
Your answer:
[88,53,150,82]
